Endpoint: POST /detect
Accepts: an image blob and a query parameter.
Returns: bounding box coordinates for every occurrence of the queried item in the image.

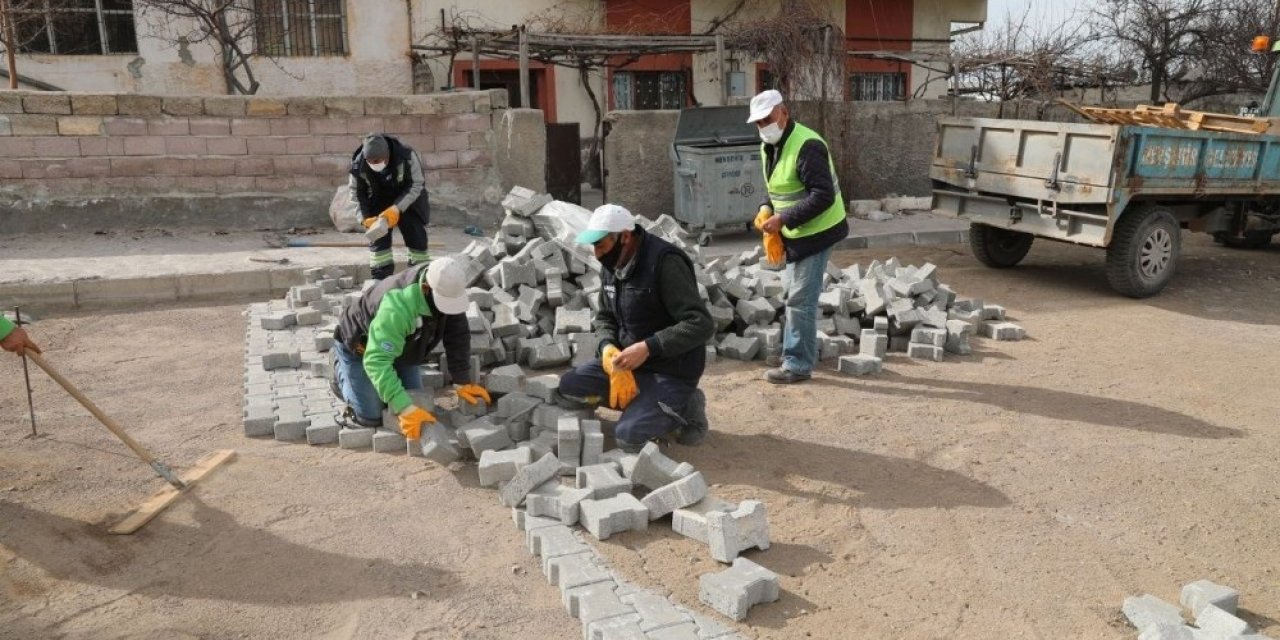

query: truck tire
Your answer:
[969,223,1034,268]
[1106,206,1180,298]
[1214,230,1275,249]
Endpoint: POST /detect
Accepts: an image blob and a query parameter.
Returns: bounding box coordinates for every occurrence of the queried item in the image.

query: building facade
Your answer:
[5,0,986,128]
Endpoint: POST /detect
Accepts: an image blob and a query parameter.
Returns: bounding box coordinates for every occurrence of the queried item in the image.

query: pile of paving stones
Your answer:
[439,187,1027,381]
[1123,580,1271,639]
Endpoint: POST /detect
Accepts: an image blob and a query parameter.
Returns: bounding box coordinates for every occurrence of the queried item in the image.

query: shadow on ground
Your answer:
[0,496,456,606]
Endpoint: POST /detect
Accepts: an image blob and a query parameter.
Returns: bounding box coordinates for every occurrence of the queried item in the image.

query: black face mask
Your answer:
[599,234,626,271]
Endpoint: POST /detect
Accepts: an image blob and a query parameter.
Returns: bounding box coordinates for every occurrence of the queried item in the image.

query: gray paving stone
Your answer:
[486,363,526,395]
[459,416,514,455]
[478,447,533,488]
[631,442,696,491]
[581,420,604,467]
[1123,594,1185,633]
[579,493,648,540]
[600,449,639,479]
[641,472,709,520]
[501,452,562,507]
[338,427,374,450]
[422,423,461,464]
[980,321,1025,341]
[261,313,296,330]
[244,404,276,437]
[1182,579,1240,617]
[273,412,310,441]
[618,591,694,633]
[907,343,944,362]
[837,354,882,376]
[672,497,737,544]
[1196,604,1249,638]
[527,480,593,525]
[305,417,339,445]
[577,464,632,500]
[698,557,780,622]
[262,350,301,370]
[707,500,771,563]
[559,416,583,475]
[527,374,561,402]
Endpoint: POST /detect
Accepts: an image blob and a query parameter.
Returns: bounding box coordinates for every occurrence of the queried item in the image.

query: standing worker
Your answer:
[329,256,490,439]
[747,89,850,385]
[350,133,432,280]
[556,204,716,452]
[0,315,40,355]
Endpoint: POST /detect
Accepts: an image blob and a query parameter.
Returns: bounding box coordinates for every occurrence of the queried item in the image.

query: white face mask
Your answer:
[759,122,784,145]
[367,160,387,173]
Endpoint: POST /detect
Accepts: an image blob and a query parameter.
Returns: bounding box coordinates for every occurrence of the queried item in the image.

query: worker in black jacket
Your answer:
[349,134,431,280]
[556,204,716,452]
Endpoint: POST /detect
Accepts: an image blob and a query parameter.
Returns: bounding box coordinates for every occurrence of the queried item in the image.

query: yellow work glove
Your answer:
[609,369,639,410]
[457,383,491,406]
[754,206,785,265]
[380,205,400,228]
[398,405,436,440]
[753,205,772,232]
[601,344,621,375]
[360,205,401,230]
[763,231,784,265]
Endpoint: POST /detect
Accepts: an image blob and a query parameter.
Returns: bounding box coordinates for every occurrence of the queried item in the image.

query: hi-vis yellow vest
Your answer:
[763,122,846,239]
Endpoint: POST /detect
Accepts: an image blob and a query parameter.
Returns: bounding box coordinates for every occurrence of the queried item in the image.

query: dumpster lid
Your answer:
[673,106,759,147]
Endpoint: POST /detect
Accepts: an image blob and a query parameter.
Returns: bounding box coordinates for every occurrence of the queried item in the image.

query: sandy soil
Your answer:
[2,234,1279,639]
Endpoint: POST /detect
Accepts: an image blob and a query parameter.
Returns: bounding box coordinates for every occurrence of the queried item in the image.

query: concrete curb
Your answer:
[1,262,366,313]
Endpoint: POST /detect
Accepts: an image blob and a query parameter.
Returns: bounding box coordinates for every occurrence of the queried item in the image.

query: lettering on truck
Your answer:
[1139,142,1259,169]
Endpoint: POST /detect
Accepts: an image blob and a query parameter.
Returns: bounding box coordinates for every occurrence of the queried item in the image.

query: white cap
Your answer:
[747,89,784,123]
[425,256,470,315]
[575,203,635,244]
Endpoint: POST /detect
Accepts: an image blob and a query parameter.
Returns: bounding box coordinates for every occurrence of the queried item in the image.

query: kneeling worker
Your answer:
[331,256,491,439]
[557,204,715,452]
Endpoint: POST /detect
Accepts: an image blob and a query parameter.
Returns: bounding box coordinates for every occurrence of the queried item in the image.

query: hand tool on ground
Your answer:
[24,351,235,535]
[14,306,36,437]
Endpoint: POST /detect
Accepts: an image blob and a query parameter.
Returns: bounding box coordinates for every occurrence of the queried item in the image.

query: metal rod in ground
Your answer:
[15,306,35,436]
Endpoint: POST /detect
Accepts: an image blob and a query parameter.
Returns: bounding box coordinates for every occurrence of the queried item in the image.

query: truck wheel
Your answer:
[1214,230,1275,249]
[969,223,1034,268]
[1106,206,1180,298]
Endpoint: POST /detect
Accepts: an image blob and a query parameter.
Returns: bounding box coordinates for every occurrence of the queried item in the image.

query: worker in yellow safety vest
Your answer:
[748,89,850,384]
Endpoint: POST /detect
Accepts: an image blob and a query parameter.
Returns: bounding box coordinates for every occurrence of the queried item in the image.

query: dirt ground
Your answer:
[3,234,1279,640]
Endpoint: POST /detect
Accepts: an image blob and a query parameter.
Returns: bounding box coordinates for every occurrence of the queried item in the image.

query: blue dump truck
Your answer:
[930,42,1280,297]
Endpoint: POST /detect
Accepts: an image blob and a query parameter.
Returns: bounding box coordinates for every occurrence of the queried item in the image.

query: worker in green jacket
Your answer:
[331,256,490,440]
[0,316,40,355]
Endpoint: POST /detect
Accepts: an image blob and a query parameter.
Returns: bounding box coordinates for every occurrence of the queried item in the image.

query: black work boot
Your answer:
[674,389,708,446]
[328,348,342,401]
[337,406,381,429]
[370,263,394,280]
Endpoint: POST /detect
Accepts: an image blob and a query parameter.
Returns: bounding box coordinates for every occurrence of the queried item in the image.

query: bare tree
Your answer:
[1176,0,1280,103]
[0,0,77,89]
[1093,0,1209,103]
[133,0,261,95]
[720,0,844,102]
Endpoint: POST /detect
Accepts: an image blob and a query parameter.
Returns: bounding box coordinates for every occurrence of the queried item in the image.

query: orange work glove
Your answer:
[763,230,784,265]
[398,405,436,440]
[380,205,400,228]
[609,369,639,410]
[457,383,491,406]
[361,205,401,230]
[753,205,772,232]
[601,344,621,375]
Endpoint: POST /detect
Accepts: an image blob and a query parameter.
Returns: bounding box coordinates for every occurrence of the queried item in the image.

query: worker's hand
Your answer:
[608,369,639,410]
[380,205,401,228]
[0,326,40,355]
[360,215,380,229]
[600,344,621,376]
[612,341,650,372]
[761,214,784,235]
[753,205,773,232]
[456,383,491,406]
[763,231,785,265]
[397,405,436,440]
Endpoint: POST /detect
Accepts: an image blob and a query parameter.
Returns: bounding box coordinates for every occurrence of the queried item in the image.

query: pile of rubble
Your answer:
[1123,580,1270,639]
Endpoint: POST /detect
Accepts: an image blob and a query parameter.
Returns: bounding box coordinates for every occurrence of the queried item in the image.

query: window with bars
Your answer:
[850,72,907,102]
[254,0,347,57]
[612,71,686,110]
[9,0,138,55]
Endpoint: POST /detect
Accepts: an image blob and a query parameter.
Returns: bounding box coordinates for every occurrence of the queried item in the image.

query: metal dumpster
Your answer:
[670,106,766,242]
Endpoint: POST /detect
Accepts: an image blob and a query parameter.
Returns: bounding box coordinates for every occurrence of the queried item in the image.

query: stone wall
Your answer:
[602,110,679,220]
[0,89,533,232]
